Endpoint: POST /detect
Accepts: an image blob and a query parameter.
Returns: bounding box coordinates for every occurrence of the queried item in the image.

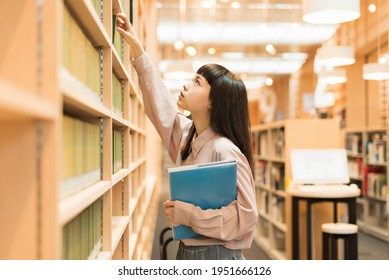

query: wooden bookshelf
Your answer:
[343,127,389,243]
[0,0,160,260]
[251,119,341,259]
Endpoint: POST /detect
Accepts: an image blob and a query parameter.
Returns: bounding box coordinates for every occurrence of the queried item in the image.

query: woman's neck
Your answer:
[191,113,210,136]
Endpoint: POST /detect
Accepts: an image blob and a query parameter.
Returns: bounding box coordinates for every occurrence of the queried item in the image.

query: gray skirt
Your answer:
[176,241,245,260]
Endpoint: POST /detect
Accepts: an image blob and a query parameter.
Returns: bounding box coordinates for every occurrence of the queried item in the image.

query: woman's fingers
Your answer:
[116,12,130,28]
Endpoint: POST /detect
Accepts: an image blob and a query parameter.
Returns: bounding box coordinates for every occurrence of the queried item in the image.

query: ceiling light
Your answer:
[221,52,245,59]
[368,3,376,13]
[185,46,197,56]
[201,0,213,9]
[363,1,389,80]
[174,40,184,50]
[281,53,308,60]
[208,47,216,55]
[316,46,355,67]
[363,63,389,80]
[231,2,241,9]
[265,77,273,86]
[302,0,360,24]
[318,69,347,85]
[265,44,276,55]
[163,61,194,80]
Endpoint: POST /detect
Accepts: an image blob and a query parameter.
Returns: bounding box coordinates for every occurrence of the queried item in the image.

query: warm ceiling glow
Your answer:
[266,44,276,55]
[157,23,337,45]
[302,0,360,24]
[208,47,216,55]
[185,46,197,56]
[174,40,184,50]
[368,3,376,13]
[231,2,241,9]
[265,77,273,86]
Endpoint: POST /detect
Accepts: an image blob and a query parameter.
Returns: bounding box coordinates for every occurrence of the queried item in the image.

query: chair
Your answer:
[159,227,173,260]
[321,223,358,260]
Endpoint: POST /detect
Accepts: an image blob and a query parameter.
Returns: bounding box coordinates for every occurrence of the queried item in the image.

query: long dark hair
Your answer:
[181,64,253,167]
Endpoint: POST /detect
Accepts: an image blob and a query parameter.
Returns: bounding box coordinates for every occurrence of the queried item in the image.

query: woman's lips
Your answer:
[179,92,184,99]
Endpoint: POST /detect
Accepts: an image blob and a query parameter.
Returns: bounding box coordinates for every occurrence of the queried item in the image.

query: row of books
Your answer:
[90,0,102,19]
[62,5,101,98]
[362,166,386,196]
[130,95,141,125]
[112,73,124,117]
[270,164,285,191]
[113,14,124,61]
[256,191,285,223]
[271,197,285,224]
[366,136,387,164]
[61,115,101,196]
[62,197,102,260]
[345,133,363,155]
[252,129,285,159]
[366,172,387,199]
[257,191,269,214]
[254,160,285,191]
[348,157,363,179]
[271,129,285,159]
[113,127,124,174]
[254,160,267,186]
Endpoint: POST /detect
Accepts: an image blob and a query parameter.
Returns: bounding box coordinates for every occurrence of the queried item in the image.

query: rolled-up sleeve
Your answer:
[132,53,191,162]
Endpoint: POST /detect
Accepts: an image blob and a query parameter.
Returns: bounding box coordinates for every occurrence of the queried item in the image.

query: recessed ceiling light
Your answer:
[174,40,184,50]
[185,46,197,56]
[368,3,376,13]
[231,2,241,9]
[208,48,216,55]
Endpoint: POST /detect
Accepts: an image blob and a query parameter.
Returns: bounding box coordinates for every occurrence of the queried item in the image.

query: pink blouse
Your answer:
[132,53,258,250]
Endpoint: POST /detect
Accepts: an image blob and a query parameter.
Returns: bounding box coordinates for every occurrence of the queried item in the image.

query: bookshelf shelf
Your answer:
[112,49,130,81]
[251,119,341,260]
[343,127,389,243]
[111,216,130,252]
[65,0,110,47]
[112,113,130,127]
[58,180,111,226]
[0,78,56,121]
[112,168,130,186]
[60,75,111,118]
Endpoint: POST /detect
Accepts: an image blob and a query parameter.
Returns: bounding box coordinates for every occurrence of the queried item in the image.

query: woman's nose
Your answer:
[183,84,188,91]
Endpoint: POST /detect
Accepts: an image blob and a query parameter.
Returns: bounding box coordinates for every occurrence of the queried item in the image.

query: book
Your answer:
[168,159,237,240]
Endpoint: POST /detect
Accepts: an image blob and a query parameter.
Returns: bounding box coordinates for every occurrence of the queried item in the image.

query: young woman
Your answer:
[116,12,258,260]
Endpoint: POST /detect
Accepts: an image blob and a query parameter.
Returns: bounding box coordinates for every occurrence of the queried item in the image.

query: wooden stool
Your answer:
[321,223,358,260]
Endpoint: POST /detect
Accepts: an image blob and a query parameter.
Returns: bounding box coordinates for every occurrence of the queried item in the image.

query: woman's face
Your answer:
[177,74,211,115]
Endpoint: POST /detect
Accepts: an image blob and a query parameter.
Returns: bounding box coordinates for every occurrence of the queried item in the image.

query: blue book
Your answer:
[168,160,237,240]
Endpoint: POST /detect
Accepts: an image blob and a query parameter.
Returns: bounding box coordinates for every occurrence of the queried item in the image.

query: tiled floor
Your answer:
[151,168,389,260]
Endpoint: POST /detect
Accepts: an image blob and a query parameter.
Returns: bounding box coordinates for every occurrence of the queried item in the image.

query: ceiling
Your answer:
[155,0,338,90]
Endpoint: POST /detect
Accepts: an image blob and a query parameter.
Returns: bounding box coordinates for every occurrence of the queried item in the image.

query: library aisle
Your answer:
[151,152,389,260]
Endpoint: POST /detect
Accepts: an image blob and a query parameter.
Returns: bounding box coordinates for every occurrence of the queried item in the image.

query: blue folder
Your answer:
[168,159,237,240]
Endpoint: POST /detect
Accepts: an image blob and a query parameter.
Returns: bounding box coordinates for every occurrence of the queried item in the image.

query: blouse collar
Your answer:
[191,126,216,158]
